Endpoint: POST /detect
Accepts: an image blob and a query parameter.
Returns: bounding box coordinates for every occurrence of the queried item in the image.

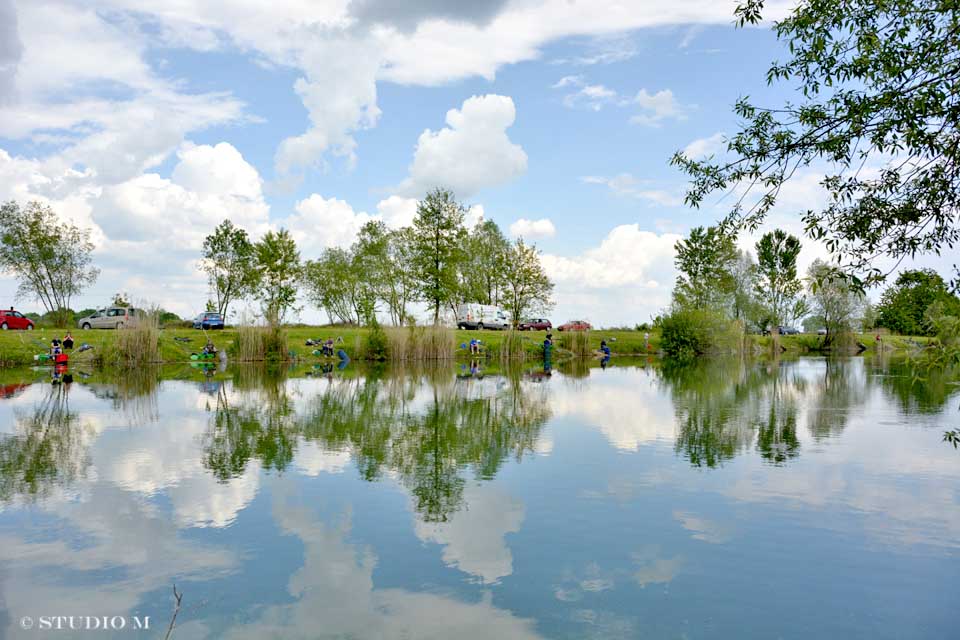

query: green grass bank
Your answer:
[0,325,933,368]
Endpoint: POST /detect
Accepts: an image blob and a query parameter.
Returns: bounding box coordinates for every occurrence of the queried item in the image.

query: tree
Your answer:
[252,229,300,324]
[731,250,762,328]
[673,0,960,287]
[383,227,419,325]
[806,260,866,341]
[351,221,390,324]
[111,292,131,307]
[411,188,467,323]
[875,269,960,336]
[754,230,804,325]
[200,219,257,319]
[302,248,358,325]
[460,219,511,306]
[502,239,554,327]
[0,201,99,327]
[673,226,738,310]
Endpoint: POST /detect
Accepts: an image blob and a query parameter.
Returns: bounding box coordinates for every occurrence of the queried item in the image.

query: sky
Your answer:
[0,0,953,326]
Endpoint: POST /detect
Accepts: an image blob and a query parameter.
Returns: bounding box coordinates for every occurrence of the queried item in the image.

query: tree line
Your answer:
[662,223,960,356]
[201,188,554,327]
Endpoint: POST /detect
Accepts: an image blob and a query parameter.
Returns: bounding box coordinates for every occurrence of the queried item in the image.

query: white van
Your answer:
[456,304,510,330]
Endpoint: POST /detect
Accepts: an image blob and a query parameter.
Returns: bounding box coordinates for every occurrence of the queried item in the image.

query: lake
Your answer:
[0,356,957,639]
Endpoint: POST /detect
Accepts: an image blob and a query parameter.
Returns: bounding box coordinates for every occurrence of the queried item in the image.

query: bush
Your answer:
[364,323,389,360]
[659,308,743,358]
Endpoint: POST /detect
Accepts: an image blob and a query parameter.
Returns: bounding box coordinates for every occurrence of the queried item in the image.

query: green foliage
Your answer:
[502,238,554,328]
[876,269,960,336]
[200,219,258,319]
[674,0,960,287]
[659,308,743,358]
[0,201,99,327]
[755,230,804,325]
[673,226,738,310]
[252,228,301,324]
[411,188,467,323]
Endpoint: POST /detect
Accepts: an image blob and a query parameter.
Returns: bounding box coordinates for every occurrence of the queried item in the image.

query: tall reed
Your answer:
[496,330,530,360]
[558,330,591,356]
[232,323,289,362]
[386,325,455,361]
[108,312,160,366]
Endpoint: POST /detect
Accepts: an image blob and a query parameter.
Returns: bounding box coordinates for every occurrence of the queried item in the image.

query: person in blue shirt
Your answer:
[599,340,611,356]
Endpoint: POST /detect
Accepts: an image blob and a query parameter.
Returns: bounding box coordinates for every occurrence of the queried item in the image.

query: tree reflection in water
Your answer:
[660,357,875,468]
[0,383,91,503]
[202,364,553,522]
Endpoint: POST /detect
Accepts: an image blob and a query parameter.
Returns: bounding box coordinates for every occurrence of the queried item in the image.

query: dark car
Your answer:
[518,318,552,331]
[193,312,225,330]
[0,308,34,330]
[763,325,800,336]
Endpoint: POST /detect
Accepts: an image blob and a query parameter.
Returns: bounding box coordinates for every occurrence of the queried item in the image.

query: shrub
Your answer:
[364,322,389,360]
[659,308,742,358]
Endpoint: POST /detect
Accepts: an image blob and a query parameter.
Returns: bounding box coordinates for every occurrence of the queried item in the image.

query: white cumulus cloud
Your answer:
[398,94,527,198]
[541,224,681,326]
[629,88,690,127]
[682,131,725,158]
[510,218,556,239]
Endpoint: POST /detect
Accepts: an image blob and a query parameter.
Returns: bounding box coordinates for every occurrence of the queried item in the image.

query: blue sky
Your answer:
[1,0,943,325]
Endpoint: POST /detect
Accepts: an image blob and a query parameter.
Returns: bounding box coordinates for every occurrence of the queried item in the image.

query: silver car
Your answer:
[77,307,139,329]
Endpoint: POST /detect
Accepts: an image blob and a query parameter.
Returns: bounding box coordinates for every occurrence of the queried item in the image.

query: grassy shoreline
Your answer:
[0,325,933,368]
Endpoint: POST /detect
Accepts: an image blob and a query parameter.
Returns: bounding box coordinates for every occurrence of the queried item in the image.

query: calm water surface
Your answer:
[0,357,957,639]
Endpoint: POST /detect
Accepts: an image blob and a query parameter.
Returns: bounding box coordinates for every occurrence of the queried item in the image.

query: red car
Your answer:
[0,309,34,330]
[518,318,552,331]
[558,320,592,332]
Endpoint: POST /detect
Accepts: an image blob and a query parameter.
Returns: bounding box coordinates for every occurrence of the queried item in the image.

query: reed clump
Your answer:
[386,324,455,361]
[232,323,289,362]
[108,314,160,366]
[558,330,591,357]
[495,330,531,360]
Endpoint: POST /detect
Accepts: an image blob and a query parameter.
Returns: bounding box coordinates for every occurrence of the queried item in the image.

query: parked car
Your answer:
[763,325,800,335]
[816,328,828,335]
[0,308,34,330]
[193,312,225,330]
[558,320,592,332]
[456,304,510,330]
[77,307,139,329]
[518,318,552,331]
